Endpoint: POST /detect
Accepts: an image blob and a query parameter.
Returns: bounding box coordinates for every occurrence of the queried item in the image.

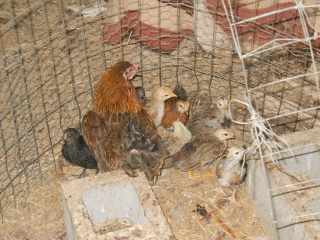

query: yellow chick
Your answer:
[146,86,177,127]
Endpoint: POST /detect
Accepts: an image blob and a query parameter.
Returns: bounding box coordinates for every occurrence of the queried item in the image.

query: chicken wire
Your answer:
[0,0,319,238]
[221,0,320,238]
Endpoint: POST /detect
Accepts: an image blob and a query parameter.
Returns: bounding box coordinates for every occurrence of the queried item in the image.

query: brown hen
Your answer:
[161,84,190,129]
[82,61,169,185]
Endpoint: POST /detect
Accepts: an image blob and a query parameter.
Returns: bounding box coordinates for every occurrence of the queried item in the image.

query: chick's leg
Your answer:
[223,189,240,208]
[188,170,200,181]
[212,186,227,197]
[188,170,215,181]
[78,168,88,178]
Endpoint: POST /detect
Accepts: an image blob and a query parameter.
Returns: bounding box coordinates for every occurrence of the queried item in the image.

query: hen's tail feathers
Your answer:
[141,156,163,186]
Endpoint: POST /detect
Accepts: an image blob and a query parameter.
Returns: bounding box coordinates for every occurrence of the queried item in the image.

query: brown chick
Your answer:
[82,61,169,185]
[163,128,235,173]
[188,98,231,135]
[146,86,177,127]
[161,84,190,129]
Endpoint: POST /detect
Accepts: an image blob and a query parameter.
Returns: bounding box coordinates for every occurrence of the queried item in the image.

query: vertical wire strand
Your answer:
[74,0,95,128]
[175,3,181,85]
[58,0,82,125]
[98,0,108,72]
[157,0,162,86]
[24,0,55,178]
[0,117,14,220]
[7,0,32,196]
[43,2,63,135]
[138,0,144,85]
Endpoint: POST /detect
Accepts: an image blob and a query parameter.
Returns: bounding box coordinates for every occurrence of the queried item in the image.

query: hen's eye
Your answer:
[235,151,239,155]
[165,94,168,97]
[69,134,74,137]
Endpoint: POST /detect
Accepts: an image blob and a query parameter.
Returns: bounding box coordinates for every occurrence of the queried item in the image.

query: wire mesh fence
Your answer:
[0,0,319,238]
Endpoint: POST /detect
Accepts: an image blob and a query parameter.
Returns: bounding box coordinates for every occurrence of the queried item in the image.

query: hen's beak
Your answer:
[132,63,139,70]
[223,106,228,112]
[63,134,68,142]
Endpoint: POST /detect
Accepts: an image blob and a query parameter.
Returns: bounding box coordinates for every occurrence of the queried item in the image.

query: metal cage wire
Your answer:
[0,0,319,238]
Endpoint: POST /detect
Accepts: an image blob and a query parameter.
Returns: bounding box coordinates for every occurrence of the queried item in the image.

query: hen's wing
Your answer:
[82,110,128,172]
[163,132,226,171]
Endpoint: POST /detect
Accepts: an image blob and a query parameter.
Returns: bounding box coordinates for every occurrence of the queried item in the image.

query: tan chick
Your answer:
[215,146,247,206]
[188,98,231,135]
[163,128,235,180]
[146,86,177,127]
[216,147,247,187]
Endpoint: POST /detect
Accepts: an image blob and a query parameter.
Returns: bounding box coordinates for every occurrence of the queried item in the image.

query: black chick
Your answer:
[135,86,147,106]
[62,128,99,178]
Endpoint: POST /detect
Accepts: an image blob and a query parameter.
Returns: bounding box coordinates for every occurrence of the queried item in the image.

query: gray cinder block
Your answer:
[61,171,175,240]
[246,127,320,240]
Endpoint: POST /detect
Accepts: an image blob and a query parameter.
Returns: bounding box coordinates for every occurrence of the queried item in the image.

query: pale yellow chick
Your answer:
[172,120,192,143]
[146,86,177,127]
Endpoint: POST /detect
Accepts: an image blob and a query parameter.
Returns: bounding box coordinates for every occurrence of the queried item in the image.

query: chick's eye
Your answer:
[69,134,74,138]
[164,94,168,97]
[235,151,239,155]
[224,133,228,136]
